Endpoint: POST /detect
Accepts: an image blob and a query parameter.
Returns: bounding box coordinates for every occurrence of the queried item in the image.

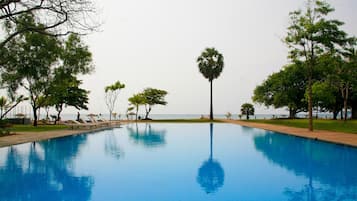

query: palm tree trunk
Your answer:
[209,123,213,160]
[210,80,213,120]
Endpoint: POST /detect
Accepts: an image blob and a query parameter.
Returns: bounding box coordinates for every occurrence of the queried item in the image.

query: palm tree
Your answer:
[197,48,224,120]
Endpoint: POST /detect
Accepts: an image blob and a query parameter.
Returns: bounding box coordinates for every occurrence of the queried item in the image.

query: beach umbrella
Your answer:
[15,113,26,118]
[197,123,224,194]
[87,113,98,117]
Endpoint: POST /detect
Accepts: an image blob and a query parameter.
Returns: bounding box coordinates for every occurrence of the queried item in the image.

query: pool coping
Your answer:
[0,124,123,148]
[220,119,357,148]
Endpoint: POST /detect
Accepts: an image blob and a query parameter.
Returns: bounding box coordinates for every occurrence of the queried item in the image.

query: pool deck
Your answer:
[220,119,357,148]
[0,123,123,148]
[1,120,357,148]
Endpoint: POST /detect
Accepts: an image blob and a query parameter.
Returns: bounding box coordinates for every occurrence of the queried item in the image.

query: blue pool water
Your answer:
[0,123,357,201]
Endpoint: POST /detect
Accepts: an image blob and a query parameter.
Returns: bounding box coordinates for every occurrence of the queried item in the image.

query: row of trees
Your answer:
[253,0,356,130]
[104,81,168,121]
[128,88,168,120]
[0,15,93,126]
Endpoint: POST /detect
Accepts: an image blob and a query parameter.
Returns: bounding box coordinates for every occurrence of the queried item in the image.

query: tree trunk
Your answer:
[45,107,50,120]
[308,73,313,131]
[135,105,138,121]
[32,106,38,127]
[55,109,62,125]
[54,105,63,125]
[209,123,213,160]
[145,105,151,119]
[109,111,112,121]
[289,108,297,119]
[210,80,213,120]
[352,99,357,120]
[38,108,41,121]
[333,110,338,120]
[343,85,349,121]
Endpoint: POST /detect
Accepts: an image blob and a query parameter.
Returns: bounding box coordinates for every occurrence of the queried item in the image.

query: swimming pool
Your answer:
[0,123,356,200]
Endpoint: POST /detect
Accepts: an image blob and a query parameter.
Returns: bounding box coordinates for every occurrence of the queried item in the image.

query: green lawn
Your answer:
[248,119,357,134]
[8,124,69,132]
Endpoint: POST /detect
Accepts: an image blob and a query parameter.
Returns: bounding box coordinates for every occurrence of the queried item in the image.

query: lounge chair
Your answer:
[64,120,98,130]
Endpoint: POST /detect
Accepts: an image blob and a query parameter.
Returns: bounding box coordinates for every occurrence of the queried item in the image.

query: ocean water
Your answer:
[0,123,356,200]
[8,113,336,121]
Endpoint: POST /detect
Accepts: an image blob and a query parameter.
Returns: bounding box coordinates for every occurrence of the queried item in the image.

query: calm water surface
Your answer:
[0,123,356,201]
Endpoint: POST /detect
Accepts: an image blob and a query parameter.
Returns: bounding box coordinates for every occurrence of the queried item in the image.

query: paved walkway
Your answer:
[221,119,357,148]
[0,124,122,148]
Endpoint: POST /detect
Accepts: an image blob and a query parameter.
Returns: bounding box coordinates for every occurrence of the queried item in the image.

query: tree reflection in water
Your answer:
[254,132,357,201]
[104,129,124,160]
[127,123,166,147]
[0,135,93,201]
[197,123,224,194]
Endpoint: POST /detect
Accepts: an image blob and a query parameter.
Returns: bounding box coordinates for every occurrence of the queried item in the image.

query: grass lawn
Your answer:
[248,119,357,134]
[8,124,69,132]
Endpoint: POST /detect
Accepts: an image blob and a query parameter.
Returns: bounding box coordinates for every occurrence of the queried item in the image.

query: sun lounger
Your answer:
[64,120,98,130]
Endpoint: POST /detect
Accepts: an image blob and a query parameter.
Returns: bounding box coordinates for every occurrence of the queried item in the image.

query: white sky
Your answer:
[77,0,357,115]
[5,0,357,116]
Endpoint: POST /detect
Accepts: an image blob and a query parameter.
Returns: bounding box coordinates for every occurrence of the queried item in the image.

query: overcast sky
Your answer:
[74,0,357,115]
[74,0,357,114]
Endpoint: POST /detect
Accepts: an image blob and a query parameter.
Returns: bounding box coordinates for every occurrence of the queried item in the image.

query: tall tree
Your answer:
[0,16,61,126]
[0,0,99,48]
[142,88,168,120]
[285,0,347,131]
[128,93,145,121]
[105,81,125,121]
[339,42,357,120]
[197,48,224,120]
[241,103,255,120]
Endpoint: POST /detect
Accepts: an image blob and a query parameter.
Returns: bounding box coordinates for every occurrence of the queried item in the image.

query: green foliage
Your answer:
[197,47,224,120]
[0,15,93,126]
[0,97,8,117]
[284,0,349,129]
[310,81,337,108]
[105,81,125,92]
[0,16,61,126]
[197,48,224,82]
[253,64,307,118]
[241,103,255,120]
[61,34,94,75]
[104,81,125,120]
[0,0,99,48]
[0,95,28,120]
[142,88,168,119]
[0,119,11,136]
[128,93,146,120]
[47,68,89,123]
